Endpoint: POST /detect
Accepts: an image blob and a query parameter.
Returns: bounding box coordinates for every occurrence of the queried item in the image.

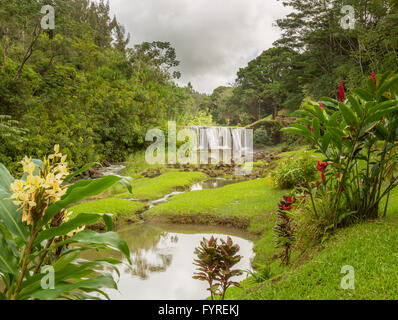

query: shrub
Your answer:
[270,156,315,189]
[193,236,243,300]
[0,145,133,300]
[254,128,271,146]
[295,181,351,249]
[281,131,301,146]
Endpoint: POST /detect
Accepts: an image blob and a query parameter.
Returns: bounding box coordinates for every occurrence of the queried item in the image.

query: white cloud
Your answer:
[108,0,291,93]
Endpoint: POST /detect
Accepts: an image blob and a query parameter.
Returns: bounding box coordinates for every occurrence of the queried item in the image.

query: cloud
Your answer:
[108,0,291,93]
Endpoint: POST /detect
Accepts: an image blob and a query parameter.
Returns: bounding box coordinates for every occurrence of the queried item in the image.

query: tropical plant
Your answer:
[273,196,296,266]
[282,72,398,228]
[244,264,272,284]
[0,145,133,300]
[193,236,243,300]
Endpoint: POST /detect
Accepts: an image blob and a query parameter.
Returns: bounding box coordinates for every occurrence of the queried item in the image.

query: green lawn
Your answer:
[100,171,208,201]
[69,198,146,225]
[122,171,208,200]
[146,178,283,226]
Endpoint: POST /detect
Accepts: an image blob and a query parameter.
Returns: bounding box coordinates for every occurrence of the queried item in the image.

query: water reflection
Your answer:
[81,223,254,300]
[190,178,247,191]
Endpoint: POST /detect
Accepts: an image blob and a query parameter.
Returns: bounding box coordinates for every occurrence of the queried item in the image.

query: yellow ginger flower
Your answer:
[48,144,63,160]
[21,156,36,175]
[9,145,70,225]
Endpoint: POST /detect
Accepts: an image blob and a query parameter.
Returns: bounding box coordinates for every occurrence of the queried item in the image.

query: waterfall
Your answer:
[187,126,252,165]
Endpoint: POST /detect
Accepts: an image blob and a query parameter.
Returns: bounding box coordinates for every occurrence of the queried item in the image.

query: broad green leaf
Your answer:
[39,175,130,228]
[290,123,314,138]
[34,213,114,245]
[0,189,29,241]
[376,75,398,100]
[0,231,18,275]
[321,133,331,153]
[281,127,312,139]
[70,231,130,262]
[312,117,320,139]
[19,258,122,299]
[47,230,131,264]
[63,162,97,183]
[376,72,392,89]
[328,111,340,127]
[29,274,117,300]
[295,110,314,118]
[368,100,398,114]
[353,88,373,101]
[319,96,339,107]
[366,106,398,124]
[347,96,363,119]
[339,102,358,127]
[0,163,14,190]
[52,251,79,272]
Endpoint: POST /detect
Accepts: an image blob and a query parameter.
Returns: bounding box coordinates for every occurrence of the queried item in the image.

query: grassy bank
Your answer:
[98,171,209,201]
[70,198,146,227]
[225,207,398,300]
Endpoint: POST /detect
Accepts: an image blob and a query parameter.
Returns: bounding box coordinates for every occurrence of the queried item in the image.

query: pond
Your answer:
[81,223,255,300]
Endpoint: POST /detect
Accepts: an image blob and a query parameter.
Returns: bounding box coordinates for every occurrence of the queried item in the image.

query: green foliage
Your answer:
[193,236,243,300]
[0,152,133,300]
[270,156,315,189]
[253,129,271,146]
[295,184,344,249]
[0,0,200,169]
[244,264,272,284]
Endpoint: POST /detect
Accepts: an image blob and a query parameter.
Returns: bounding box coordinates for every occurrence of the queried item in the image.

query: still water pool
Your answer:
[82,223,255,300]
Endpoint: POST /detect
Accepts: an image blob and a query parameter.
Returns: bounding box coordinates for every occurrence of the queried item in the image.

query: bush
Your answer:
[254,128,271,146]
[270,156,315,189]
[193,236,243,300]
[281,131,301,146]
[294,183,350,250]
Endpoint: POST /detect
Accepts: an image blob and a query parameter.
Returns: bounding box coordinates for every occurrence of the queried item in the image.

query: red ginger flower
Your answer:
[319,103,324,111]
[339,81,345,102]
[371,72,377,87]
[317,161,328,181]
[279,196,295,211]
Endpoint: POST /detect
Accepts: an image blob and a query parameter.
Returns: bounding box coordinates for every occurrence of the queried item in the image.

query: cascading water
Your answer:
[187,126,253,165]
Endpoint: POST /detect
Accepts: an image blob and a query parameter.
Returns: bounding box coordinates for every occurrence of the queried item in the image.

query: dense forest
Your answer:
[1,0,398,171]
[0,0,206,172]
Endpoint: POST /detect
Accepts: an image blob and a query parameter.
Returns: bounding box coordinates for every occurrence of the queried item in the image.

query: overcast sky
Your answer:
[108,0,291,94]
